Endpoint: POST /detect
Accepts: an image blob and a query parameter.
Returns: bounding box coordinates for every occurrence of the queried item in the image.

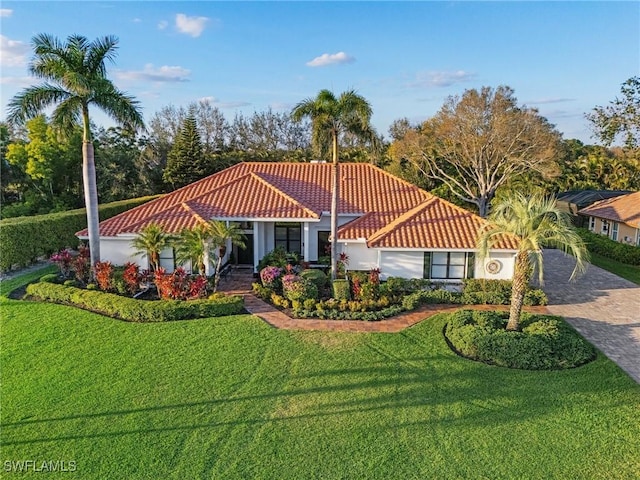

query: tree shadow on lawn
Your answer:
[3,350,635,447]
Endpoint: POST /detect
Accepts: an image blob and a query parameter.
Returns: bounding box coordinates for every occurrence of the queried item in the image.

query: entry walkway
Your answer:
[541,249,640,383]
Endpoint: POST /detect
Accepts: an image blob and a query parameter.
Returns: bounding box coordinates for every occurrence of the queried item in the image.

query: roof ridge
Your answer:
[366,197,438,246]
[250,172,320,218]
[180,202,210,226]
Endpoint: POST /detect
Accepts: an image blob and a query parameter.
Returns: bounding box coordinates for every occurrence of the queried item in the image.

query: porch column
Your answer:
[303,223,310,262]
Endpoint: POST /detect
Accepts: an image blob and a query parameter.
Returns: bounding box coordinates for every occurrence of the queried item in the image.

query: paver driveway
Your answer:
[541,249,640,383]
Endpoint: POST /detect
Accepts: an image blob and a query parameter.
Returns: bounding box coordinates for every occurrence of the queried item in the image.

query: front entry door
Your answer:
[236,234,254,265]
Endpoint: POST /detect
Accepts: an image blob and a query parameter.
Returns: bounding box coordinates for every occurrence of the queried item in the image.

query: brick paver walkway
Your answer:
[541,249,640,384]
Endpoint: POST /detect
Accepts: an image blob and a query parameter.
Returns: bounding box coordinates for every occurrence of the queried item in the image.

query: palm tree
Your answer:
[174,224,214,276]
[208,220,246,293]
[7,34,144,269]
[478,192,588,331]
[291,89,374,279]
[131,223,171,272]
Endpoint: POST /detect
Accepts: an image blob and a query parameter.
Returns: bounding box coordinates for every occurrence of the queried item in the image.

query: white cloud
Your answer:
[306,52,355,67]
[198,96,250,108]
[409,70,476,88]
[525,97,576,105]
[158,20,168,30]
[0,35,30,67]
[175,13,209,37]
[270,102,294,110]
[133,18,142,23]
[0,9,12,17]
[116,64,191,83]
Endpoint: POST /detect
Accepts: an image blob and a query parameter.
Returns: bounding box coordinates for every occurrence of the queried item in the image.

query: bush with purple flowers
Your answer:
[282,274,318,302]
[260,266,284,291]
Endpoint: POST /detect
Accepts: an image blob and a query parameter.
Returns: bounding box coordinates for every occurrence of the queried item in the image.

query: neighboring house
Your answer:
[556,190,631,227]
[578,191,640,246]
[77,162,518,281]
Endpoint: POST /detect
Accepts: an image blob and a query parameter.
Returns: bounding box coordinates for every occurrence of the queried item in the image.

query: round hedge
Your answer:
[444,310,596,370]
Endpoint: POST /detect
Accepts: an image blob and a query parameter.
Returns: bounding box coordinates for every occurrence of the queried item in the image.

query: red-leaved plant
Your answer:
[73,246,91,284]
[154,267,208,300]
[123,262,141,295]
[94,261,114,291]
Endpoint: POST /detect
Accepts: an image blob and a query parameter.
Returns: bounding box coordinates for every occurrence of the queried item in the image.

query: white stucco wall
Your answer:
[306,214,360,261]
[474,252,516,280]
[101,238,146,267]
[379,251,425,278]
[341,242,378,271]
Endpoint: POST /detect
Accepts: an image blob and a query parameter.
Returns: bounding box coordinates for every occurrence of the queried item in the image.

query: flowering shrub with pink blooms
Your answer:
[260,266,283,290]
[282,274,318,302]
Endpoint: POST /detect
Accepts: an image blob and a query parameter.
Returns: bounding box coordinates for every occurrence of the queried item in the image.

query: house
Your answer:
[556,190,632,227]
[77,162,518,281]
[578,191,640,246]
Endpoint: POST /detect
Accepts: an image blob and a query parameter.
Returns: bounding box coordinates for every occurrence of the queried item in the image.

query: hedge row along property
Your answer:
[0,195,160,271]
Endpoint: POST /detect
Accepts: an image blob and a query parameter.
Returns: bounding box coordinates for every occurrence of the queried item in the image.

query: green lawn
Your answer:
[588,252,640,285]
[2,273,639,479]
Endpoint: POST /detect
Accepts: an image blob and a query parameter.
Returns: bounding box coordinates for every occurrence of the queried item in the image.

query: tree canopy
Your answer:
[390,86,563,217]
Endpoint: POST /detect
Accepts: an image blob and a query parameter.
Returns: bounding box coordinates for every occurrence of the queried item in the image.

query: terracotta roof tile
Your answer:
[578,191,640,228]
[79,162,514,251]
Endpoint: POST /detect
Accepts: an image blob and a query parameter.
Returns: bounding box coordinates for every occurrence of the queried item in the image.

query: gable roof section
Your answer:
[578,191,640,228]
[79,162,515,250]
[353,197,518,250]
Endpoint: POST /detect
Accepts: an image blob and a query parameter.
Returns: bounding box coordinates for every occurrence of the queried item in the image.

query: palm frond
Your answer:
[91,80,144,131]
[6,84,71,125]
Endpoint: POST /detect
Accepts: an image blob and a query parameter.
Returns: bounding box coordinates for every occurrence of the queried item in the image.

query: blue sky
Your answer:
[1,1,638,143]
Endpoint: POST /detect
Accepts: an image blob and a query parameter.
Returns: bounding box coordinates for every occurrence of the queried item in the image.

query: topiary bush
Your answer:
[25,282,243,322]
[462,278,548,306]
[444,310,596,370]
[300,269,328,290]
[332,279,351,301]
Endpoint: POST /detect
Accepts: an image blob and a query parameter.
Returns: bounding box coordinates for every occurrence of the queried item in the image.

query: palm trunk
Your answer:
[507,251,530,331]
[213,250,223,293]
[330,131,339,280]
[83,141,101,270]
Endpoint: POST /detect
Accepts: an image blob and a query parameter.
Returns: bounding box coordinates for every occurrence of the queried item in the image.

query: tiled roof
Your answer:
[578,191,640,228]
[79,162,515,250]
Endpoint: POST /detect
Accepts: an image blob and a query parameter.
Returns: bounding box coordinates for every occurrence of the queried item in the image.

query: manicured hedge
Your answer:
[444,310,596,370]
[577,228,640,266]
[0,195,161,271]
[25,282,244,322]
[461,279,548,306]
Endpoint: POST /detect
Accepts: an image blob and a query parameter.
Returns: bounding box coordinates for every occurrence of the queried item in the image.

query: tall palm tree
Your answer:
[7,34,144,269]
[292,89,374,279]
[209,220,246,293]
[131,223,171,272]
[478,192,588,331]
[174,224,214,276]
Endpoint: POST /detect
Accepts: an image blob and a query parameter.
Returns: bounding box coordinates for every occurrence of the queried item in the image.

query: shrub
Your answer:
[259,266,283,291]
[252,282,274,301]
[445,310,596,370]
[524,288,548,306]
[257,247,289,271]
[282,274,318,302]
[0,195,160,272]
[300,269,328,290]
[25,282,243,322]
[332,279,351,301]
[39,273,60,284]
[50,249,73,278]
[94,261,114,291]
[577,228,640,265]
[462,278,548,306]
[63,279,79,287]
[123,262,142,295]
[72,246,91,284]
[402,289,462,310]
[154,267,207,300]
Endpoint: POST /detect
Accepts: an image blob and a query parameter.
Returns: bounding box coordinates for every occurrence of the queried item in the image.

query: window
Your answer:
[424,252,475,280]
[611,222,619,241]
[159,247,176,272]
[317,231,330,259]
[275,223,301,254]
[601,220,609,235]
[589,217,595,231]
